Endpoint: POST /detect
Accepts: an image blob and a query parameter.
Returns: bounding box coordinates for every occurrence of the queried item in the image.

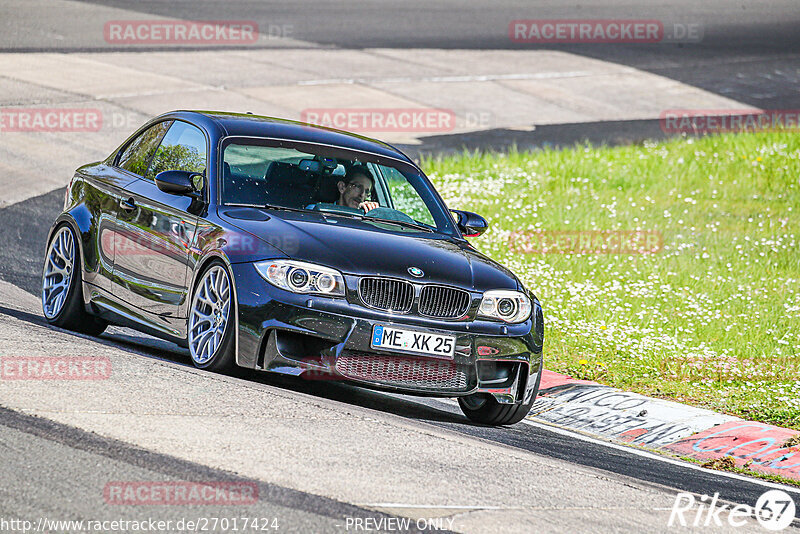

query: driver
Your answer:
[336,167,379,212]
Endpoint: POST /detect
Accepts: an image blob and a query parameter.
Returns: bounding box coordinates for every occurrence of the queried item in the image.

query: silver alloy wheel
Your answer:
[42,226,76,319]
[188,265,231,365]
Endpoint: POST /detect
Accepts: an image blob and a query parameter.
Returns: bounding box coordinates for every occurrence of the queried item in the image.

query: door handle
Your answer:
[120,197,136,211]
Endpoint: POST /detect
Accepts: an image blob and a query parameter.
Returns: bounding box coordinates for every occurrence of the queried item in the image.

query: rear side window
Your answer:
[145,121,207,181]
[117,121,172,176]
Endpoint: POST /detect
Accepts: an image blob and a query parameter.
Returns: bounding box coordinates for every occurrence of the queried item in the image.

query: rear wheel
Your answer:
[458,365,542,426]
[188,261,236,372]
[41,224,107,336]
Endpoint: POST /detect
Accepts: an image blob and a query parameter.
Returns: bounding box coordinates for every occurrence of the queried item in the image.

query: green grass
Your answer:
[421,132,800,429]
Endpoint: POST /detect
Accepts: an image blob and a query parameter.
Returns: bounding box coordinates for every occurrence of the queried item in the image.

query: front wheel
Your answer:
[458,365,542,426]
[188,261,236,372]
[41,224,107,336]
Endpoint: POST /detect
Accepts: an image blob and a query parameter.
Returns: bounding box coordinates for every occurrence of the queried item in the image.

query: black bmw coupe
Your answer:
[42,111,544,425]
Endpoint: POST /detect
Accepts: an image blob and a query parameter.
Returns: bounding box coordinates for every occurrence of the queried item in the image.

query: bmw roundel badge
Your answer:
[408,267,424,278]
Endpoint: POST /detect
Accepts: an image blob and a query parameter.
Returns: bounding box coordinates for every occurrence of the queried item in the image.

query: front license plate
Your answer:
[371,325,456,360]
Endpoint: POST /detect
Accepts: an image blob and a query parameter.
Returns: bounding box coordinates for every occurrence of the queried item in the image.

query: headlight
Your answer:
[478,290,531,323]
[254,260,345,296]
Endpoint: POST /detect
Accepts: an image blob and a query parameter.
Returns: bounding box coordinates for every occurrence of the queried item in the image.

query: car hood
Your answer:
[219,208,519,291]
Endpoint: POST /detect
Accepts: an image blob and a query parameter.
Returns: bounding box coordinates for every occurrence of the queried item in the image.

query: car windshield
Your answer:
[220,138,456,235]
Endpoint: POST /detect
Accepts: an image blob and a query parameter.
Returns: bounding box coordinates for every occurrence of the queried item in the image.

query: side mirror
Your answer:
[155,170,203,196]
[451,209,488,237]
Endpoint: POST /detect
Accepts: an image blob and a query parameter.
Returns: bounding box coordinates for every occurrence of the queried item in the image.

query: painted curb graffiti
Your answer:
[531,377,737,447]
[529,371,800,482]
[664,421,800,480]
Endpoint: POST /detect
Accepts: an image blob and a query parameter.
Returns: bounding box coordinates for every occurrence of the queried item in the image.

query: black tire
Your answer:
[458,363,542,426]
[187,260,236,373]
[41,224,107,336]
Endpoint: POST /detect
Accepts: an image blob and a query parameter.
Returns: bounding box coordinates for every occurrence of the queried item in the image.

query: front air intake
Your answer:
[336,352,470,391]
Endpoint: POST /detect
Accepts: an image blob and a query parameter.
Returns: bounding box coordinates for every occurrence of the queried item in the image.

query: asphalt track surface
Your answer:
[0,406,420,533]
[4,0,800,153]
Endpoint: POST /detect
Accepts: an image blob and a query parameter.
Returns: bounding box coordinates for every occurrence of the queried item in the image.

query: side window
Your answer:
[381,165,436,226]
[116,121,172,176]
[145,121,207,181]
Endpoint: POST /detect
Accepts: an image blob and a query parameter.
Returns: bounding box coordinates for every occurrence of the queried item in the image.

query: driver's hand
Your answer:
[359,201,379,212]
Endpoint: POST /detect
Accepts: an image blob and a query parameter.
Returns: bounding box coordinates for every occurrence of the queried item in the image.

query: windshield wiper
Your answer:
[224,203,306,213]
[286,204,434,232]
[314,206,365,220]
[362,216,434,233]
[260,204,306,213]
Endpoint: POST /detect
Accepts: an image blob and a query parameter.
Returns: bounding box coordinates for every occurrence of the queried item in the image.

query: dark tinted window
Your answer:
[145,121,207,181]
[117,121,172,176]
[221,140,456,236]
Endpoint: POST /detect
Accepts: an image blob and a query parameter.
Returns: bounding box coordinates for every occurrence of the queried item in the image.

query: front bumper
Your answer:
[232,263,544,405]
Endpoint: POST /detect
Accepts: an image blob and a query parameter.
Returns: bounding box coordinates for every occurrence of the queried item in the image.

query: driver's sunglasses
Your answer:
[347,182,371,196]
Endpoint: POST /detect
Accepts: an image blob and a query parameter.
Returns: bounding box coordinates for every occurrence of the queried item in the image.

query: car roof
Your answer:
[165,110,415,164]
